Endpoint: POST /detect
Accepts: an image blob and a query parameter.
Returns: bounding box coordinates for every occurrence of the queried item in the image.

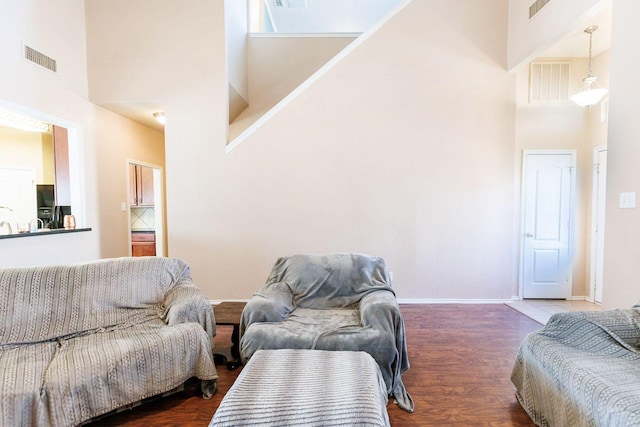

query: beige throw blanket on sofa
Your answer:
[0,257,217,427]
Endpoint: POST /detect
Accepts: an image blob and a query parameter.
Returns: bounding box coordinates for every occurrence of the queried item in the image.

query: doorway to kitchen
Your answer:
[127,160,165,257]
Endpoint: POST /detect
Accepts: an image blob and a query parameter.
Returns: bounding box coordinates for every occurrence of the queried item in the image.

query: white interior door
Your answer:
[591,147,607,303]
[521,151,576,299]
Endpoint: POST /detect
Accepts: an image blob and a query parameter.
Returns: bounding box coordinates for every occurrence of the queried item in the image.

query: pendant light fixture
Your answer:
[570,25,608,107]
[153,112,165,124]
[0,108,50,132]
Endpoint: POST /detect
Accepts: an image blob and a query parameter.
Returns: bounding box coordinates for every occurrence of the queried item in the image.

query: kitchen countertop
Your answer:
[0,228,92,240]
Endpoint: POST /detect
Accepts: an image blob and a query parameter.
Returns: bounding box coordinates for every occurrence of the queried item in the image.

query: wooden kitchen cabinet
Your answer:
[129,164,155,206]
[131,232,156,257]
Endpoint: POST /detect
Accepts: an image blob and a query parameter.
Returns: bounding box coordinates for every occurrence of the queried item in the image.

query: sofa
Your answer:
[239,253,414,412]
[512,308,640,426]
[0,257,218,427]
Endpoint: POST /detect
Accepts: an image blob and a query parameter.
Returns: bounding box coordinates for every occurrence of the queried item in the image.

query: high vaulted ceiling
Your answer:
[538,1,611,58]
[109,0,613,132]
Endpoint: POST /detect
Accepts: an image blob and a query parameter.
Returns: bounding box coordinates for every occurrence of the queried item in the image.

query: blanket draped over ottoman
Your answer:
[210,349,390,426]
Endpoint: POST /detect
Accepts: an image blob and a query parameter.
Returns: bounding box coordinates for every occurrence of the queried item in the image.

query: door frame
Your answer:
[126,159,166,257]
[589,146,607,303]
[519,149,577,300]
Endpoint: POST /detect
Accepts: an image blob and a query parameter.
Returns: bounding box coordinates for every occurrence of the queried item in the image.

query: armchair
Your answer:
[239,253,414,412]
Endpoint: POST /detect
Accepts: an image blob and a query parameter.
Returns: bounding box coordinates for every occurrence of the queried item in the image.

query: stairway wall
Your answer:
[85,0,519,301]
[215,0,518,300]
[229,35,355,141]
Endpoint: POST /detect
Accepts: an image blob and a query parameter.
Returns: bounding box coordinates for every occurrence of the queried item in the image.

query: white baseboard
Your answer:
[568,296,589,301]
[210,299,249,305]
[212,298,531,305]
[396,298,515,304]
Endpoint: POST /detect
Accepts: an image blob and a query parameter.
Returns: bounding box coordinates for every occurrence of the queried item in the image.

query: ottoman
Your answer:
[209,349,390,426]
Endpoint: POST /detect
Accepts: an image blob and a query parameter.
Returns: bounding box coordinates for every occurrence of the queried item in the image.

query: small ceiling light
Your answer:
[153,112,165,124]
[571,25,608,107]
[0,109,50,132]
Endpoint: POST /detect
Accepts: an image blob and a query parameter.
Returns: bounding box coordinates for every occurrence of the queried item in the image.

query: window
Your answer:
[250,0,404,34]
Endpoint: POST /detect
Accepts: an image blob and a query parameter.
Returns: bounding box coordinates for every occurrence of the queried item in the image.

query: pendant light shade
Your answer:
[571,26,608,107]
[153,112,165,124]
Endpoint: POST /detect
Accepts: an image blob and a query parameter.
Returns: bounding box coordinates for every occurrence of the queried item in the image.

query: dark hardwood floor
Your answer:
[92,304,542,426]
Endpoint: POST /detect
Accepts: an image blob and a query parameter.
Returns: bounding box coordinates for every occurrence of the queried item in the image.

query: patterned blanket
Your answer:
[210,349,390,426]
[0,257,217,427]
[511,308,640,426]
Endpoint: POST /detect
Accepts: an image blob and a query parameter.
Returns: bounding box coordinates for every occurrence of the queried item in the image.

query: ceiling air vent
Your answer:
[24,45,57,73]
[529,0,552,19]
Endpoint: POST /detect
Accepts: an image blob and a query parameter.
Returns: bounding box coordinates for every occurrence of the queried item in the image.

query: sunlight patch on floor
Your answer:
[506,300,602,325]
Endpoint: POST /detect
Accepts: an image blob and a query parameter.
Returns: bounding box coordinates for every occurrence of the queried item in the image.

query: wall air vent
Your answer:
[529,61,570,103]
[529,0,552,19]
[24,45,57,73]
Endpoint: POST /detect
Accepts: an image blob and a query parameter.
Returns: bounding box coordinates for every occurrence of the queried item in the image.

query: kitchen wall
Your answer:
[131,207,156,231]
[0,127,54,185]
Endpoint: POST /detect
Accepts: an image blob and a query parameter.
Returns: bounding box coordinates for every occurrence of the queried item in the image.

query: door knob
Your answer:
[525,232,534,237]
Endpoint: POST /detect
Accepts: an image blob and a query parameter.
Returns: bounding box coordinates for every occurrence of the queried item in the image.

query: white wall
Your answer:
[219,0,516,301]
[602,0,640,309]
[85,0,518,301]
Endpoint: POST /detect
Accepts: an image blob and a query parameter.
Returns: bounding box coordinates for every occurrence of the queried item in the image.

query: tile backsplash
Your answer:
[131,207,155,231]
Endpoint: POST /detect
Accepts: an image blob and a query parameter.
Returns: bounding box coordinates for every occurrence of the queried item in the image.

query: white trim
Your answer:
[250,32,360,38]
[567,295,590,301]
[126,159,165,256]
[210,299,250,305]
[211,298,517,305]
[589,146,607,304]
[226,0,414,153]
[397,299,517,304]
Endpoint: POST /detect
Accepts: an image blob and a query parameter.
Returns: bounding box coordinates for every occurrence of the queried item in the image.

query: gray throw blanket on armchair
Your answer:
[239,253,414,412]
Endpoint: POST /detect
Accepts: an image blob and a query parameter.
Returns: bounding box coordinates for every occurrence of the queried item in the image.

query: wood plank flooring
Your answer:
[92,304,541,426]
